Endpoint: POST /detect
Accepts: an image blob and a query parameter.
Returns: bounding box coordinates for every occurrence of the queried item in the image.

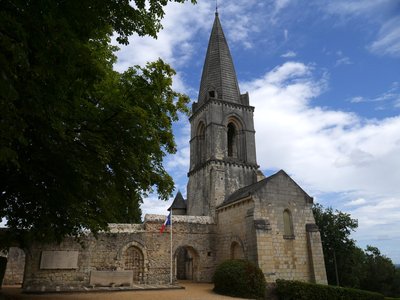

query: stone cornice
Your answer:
[190,98,254,121]
[188,158,259,176]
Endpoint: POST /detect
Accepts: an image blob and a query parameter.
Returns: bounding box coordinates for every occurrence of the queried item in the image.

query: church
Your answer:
[10,12,327,291]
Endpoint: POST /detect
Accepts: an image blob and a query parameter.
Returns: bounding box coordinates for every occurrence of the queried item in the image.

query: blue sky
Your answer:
[114,0,400,263]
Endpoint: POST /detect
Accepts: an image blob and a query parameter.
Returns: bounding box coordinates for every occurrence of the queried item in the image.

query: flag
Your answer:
[160,212,171,233]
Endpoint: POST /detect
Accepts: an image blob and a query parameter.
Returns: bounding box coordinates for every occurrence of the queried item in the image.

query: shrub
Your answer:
[276,279,384,300]
[212,259,266,299]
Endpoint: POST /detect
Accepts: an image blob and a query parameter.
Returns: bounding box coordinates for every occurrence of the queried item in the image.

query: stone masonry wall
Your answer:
[252,172,327,284]
[216,198,257,264]
[22,215,216,291]
[3,247,25,285]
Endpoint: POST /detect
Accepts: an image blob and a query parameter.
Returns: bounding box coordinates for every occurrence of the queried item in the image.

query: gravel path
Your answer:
[0,282,251,300]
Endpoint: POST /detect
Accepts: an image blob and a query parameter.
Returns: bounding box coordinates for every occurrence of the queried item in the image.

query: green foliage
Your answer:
[313,203,358,286]
[361,246,399,297]
[313,204,400,297]
[0,0,195,245]
[276,279,384,300]
[212,259,266,299]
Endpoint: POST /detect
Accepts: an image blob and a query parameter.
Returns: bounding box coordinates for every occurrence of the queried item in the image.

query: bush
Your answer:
[276,279,384,300]
[212,259,266,299]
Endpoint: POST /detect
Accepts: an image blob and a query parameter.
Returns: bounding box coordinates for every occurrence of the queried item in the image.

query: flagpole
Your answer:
[170,209,173,284]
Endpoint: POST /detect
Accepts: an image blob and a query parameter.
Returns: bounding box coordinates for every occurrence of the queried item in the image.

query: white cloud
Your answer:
[324,0,392,17]
[241,62,400,257]
[141,194,173,217]
[281,50,296,58]
[335,56,352,66]
[351,96,364,103]
[319,1,400,58]
[349,82,400,109]
[275,0,292,12]
[369,16,400,57]
[345,198,366,206]
[113,1,212,72]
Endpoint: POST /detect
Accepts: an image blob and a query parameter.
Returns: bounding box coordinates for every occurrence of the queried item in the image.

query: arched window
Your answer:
[227,123,237,157]
[124,246,144,283]
[230,241,244,259]
[283,209,294,238]
[197,122,206,164]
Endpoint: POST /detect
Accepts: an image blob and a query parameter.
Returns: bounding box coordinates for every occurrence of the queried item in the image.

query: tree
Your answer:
[313,204,400,297]
[312,203,358,286]
[361,246,398,297]
[0,0,195,245]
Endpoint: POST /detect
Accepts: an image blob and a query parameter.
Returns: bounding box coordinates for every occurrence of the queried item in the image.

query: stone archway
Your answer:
[118,241,147,284]
[123,246,144,283]
[174,246,199,281]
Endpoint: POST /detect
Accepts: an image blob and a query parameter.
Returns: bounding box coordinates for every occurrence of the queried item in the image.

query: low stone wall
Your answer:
[22,214,217,291]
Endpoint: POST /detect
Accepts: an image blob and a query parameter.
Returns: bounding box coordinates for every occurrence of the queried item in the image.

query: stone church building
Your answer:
[5,13,327,291]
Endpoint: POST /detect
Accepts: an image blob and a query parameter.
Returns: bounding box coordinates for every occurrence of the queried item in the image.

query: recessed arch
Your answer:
[225,116,244,160]
[230,241,245,259]
[118,240,148,283]
[174,245,200,281]
[283,209,294,238]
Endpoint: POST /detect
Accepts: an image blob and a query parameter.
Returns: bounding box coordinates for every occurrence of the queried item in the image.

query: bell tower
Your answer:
[187,12,259,217]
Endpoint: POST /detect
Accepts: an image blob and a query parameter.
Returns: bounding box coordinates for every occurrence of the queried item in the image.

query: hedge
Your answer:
[213,259,266,299]
[276,279,384,300]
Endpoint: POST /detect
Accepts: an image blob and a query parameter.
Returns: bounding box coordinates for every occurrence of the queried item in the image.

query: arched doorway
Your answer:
[174,246,199,281]
[123,246,144,283]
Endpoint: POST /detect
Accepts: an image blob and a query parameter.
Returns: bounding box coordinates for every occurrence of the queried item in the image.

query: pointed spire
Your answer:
[197,13,241,105]
[168,191,186,214]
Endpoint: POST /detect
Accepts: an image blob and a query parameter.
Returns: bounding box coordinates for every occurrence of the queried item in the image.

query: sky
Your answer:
[114,0,400,263]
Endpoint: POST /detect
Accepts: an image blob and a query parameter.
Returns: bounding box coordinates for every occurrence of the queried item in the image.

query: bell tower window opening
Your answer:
[227,123,237,158]
[197,122,206,164]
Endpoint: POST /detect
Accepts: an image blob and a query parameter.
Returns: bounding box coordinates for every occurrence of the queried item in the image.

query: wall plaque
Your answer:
[40,251,79,269]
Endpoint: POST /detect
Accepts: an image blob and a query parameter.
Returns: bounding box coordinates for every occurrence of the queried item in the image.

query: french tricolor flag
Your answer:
[160,212,171,233]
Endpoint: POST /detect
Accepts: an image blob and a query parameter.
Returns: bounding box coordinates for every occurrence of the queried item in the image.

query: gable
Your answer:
[221,170,313,208]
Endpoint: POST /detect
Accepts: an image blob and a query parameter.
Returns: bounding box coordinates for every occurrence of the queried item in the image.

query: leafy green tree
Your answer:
[314,204,400,297]
[0,0,194,245]
[360,246,398,297]
[313,203,358,286]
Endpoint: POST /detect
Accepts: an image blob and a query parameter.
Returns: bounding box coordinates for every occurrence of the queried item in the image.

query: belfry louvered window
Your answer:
[227,123,237,157]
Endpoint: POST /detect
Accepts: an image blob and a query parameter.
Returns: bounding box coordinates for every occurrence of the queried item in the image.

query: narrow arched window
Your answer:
[227,123,236,157]
[197,122,206,164]
[283,209,294,238]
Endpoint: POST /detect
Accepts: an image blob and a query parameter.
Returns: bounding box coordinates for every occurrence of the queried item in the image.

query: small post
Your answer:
[170,209,173,284]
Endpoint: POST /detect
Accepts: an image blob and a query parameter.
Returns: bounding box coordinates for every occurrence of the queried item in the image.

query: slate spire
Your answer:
[197,12,241,105]
[168,191,186,215]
